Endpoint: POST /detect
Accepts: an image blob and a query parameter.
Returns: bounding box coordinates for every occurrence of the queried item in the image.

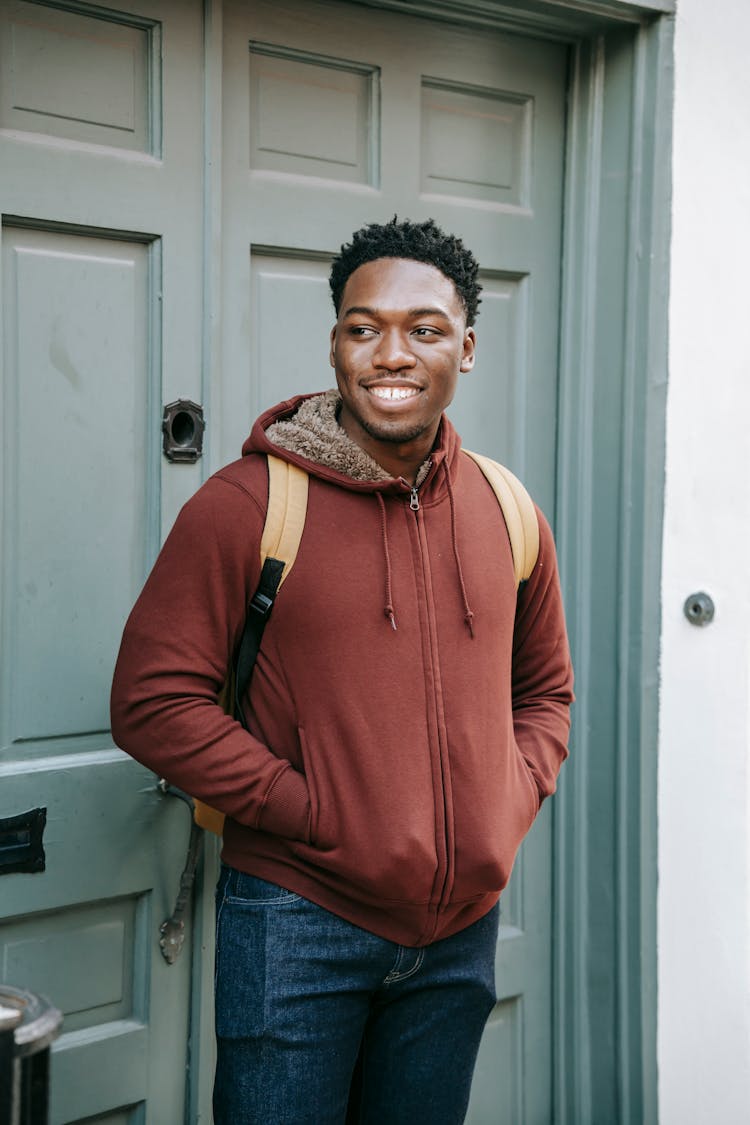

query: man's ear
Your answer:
[460,327,477,373]
[329,324,337,369]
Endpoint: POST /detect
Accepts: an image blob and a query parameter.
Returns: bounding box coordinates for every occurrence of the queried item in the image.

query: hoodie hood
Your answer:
[242,390,462,500]
[265,389,392,482]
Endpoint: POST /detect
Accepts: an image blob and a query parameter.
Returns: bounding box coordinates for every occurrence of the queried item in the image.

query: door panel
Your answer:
[3,228,155,747]
[249,41,379,186]
[448,272,531,485]
[0,2,204,1122]
[420,77,531,207]
[0,2,153,153]
[221,2,567,1120]
[250,251,334,408]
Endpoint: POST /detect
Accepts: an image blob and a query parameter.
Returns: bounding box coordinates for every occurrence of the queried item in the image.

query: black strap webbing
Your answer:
[233,556,285,730]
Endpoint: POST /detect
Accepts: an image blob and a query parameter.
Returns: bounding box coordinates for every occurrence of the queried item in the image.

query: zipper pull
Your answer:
[410,487,420,511]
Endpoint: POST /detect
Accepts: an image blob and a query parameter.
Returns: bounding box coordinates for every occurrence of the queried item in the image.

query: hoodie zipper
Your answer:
[406,476,453,940]
[407,458,432,511]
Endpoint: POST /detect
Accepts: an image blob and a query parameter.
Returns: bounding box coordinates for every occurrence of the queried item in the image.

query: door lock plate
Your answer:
[162,400,205,463]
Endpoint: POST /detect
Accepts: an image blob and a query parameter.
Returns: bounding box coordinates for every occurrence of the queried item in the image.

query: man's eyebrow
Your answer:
[342,305,378,318]
[408,307,451,320]
[342,305,451,320]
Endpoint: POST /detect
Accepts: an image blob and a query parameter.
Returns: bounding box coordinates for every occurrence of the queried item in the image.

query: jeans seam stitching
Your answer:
[223,893,301,905]
[214,874,229,992]
[383,948,425,985]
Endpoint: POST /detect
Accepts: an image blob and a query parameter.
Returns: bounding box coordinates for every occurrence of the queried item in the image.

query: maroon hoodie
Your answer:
[111,394,573,946]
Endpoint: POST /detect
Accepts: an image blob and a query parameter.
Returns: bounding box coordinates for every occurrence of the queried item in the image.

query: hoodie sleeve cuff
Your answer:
[258,765,312,843]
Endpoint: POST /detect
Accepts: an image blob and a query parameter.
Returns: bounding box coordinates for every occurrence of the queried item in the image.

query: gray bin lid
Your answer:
[0,986,63,1056]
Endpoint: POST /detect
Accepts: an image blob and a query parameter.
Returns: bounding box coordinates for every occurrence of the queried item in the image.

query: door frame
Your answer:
[194,2,674,1121]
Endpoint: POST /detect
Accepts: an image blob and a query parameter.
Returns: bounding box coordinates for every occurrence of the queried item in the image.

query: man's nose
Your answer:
[373,330,416,370]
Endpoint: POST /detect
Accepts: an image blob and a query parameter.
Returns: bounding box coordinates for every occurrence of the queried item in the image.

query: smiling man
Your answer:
[111,218,573,1125]
[330,253,475,476]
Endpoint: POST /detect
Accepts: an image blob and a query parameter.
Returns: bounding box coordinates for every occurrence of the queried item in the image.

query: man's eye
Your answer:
[349,326,376,336]
[413,327,439,337]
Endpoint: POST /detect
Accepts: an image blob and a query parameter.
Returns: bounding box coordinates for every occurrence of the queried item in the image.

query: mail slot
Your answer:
[0,809,45,876]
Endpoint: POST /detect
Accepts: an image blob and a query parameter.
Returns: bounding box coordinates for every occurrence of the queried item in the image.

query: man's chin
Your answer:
[359,417,428,446]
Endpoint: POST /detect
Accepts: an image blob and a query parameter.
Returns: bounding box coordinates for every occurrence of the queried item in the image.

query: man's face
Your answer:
[329,257,476,466]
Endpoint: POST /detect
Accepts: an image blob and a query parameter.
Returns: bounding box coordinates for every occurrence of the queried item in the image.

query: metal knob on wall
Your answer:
[683,592,715,627]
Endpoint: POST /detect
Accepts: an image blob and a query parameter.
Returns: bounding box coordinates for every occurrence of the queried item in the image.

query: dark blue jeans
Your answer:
[213,866,499,1125]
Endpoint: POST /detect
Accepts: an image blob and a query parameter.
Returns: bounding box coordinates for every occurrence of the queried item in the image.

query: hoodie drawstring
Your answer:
[376,467,475,637]
[376,493,397,630]
[444,462,475,637]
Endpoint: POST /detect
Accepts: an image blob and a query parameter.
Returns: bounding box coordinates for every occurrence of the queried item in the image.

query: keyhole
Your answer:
[171,410,196,447]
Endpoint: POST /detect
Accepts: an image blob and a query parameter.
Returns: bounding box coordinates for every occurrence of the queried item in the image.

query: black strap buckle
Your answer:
[249,590,274,618]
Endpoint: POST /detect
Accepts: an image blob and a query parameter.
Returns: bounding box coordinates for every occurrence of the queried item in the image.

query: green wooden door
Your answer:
[0,2,205,1121]
[220,2,567,1120]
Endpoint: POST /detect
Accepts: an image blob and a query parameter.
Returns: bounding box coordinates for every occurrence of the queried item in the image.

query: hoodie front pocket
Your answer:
[514,742,542,816]
[297,726,321,845]
[294,723,438,905]
[450,735,541,902]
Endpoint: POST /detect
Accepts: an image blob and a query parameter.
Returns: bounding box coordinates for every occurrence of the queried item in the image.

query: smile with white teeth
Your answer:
[368,386,420,400]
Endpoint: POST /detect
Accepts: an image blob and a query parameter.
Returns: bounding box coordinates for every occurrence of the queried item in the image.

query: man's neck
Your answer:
[337,411,438,485]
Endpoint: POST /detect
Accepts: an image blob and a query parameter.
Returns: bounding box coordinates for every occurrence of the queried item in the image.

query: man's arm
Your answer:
[511,506,574,805]
[110,475,311,841]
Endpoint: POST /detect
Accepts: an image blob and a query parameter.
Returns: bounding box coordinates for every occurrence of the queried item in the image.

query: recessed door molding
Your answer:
[348,0,674,36]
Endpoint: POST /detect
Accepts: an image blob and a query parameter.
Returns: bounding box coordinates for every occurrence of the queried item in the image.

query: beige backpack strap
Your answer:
[261,455,309,586]
[195,456,309,837]
[463,449,539,588]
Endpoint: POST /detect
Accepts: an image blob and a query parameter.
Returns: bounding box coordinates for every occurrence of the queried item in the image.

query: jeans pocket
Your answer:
[214,868,304,1040]
[221,868,302,906]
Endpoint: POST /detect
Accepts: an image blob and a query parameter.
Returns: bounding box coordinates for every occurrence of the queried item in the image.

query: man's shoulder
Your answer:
[173,453,271,529]
[211,451,269,501]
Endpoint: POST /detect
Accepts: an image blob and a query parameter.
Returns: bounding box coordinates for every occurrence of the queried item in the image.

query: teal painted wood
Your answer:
[0,2,206,1122]
[552,15,672,1125]
[219,3,567,1120]
[347,0,675,39]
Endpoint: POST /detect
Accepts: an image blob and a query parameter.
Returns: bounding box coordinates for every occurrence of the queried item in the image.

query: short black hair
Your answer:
[329,217,482,325]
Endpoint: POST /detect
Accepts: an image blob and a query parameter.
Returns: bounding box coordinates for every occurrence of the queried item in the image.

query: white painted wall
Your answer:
[659,0,750,1120]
